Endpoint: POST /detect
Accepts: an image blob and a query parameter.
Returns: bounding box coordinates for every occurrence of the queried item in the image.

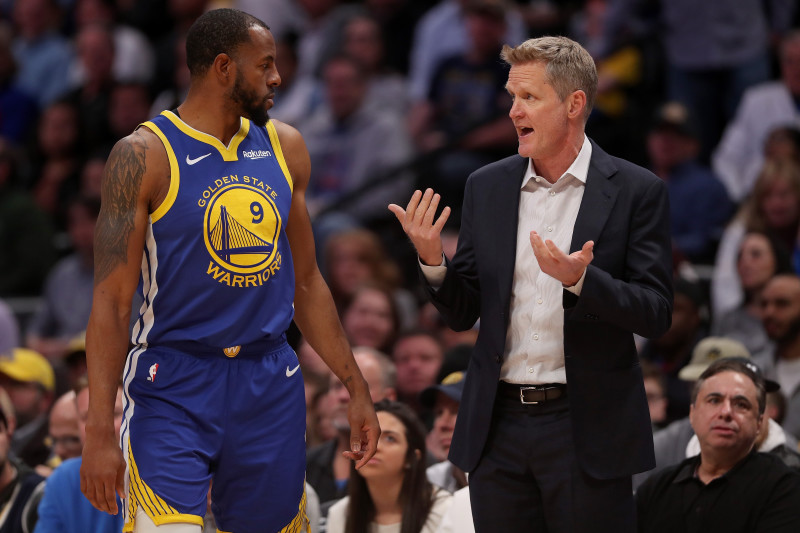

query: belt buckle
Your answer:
[519,386,540,405]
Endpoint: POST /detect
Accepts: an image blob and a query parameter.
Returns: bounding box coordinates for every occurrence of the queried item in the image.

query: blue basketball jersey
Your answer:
[131,111,295,347]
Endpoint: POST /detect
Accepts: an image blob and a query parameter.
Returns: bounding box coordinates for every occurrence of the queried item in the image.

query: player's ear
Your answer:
[213,53,235,84]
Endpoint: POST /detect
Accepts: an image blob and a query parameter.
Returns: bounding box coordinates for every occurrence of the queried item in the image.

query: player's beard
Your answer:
[230,70,270,127]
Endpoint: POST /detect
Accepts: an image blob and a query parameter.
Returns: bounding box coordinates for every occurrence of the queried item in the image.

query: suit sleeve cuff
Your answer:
[420,254,447,288]
[564,268,587,295]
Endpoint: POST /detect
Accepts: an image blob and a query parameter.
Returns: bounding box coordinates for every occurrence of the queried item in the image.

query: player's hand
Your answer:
[388,189,450,266]
[342,392,381,469]
[530,231,594,287]
[80,430,125,515]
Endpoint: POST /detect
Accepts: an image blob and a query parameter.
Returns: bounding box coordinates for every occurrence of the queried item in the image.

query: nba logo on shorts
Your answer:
[148,363,159,382]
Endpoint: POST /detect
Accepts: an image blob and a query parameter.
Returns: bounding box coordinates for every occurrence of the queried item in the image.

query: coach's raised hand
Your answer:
[388,189,451,266]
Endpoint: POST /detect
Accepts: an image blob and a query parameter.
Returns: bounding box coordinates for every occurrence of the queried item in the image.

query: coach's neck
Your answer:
[532,128,585,184]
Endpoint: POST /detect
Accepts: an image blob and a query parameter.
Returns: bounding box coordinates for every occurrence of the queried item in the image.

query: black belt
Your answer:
[497,381,567,404]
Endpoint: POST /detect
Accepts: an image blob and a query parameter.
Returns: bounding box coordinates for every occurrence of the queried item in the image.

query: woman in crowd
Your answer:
[326,400,451,533]
[711,159,800,317]
[341,281,401,355]
[324,228,417,329]
[712,230,792,361]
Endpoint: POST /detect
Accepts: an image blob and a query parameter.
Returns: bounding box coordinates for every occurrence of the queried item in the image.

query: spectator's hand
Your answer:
[530,231,594,287]
[80,430,125,515]
[389,189,451,266]
[342,391,381,469]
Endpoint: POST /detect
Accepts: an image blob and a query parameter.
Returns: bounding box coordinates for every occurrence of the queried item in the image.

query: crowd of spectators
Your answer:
[2,0,800,531]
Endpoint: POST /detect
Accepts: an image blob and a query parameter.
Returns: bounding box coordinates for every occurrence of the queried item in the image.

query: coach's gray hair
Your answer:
[501,36,598,121]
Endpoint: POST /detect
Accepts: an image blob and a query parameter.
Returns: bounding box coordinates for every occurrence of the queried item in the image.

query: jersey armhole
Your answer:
[140,121,180,223]
[266,121,294,193]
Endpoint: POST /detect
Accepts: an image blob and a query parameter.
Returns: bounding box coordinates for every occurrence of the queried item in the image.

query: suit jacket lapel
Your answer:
[494,156,527,298]
[570,141,620,253]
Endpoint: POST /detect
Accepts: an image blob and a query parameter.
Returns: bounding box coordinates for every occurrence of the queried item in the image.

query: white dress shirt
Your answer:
[422,136,592,385]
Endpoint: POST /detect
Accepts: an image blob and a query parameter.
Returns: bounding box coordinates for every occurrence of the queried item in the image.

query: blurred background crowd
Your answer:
[2,0,800,531]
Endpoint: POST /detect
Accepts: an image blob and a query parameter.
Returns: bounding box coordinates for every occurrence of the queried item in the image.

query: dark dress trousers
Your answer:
[424,141,674,480]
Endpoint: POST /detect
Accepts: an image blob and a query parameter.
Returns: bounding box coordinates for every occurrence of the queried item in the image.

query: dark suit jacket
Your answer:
[424,141,673,479]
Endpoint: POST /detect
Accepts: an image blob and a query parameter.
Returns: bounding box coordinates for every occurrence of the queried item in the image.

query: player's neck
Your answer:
[177,90,243,146]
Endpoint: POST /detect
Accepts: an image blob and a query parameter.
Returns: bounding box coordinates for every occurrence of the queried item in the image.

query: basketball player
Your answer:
[80,9,380,533]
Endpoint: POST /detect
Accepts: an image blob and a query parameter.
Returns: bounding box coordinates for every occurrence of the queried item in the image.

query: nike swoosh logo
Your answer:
[186,153,212,165]
[286,364,300,377]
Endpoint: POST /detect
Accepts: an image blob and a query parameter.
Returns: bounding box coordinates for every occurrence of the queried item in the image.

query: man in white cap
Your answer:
[633,336,798,490]
[636,358,800,532]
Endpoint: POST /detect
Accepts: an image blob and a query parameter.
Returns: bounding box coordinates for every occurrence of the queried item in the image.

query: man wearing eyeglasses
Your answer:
[32,378,124,533]
[36,391,82,476]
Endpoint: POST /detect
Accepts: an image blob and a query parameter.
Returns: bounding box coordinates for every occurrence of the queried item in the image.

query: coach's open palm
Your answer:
[389,189,451,266]
[530,230,594,287]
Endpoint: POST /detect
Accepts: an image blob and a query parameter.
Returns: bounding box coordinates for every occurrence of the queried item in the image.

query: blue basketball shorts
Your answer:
[120,337,307,533]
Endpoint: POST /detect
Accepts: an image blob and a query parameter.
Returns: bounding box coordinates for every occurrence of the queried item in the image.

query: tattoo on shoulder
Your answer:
[94,132,148,284]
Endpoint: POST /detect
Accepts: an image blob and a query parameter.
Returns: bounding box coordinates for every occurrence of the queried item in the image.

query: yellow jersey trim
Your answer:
[151,514,205,527]
[161,110,249,161]
[141,121,180,223]
[125,445,204,530]
[124,513,204,531]
[266,121,294,193]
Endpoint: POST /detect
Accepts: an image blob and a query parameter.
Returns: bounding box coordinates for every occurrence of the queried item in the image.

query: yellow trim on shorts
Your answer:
[123,445,205,531]
[266,121,294,194]
[161,110,249,161]
[140,121,180,223]
[278,487,308,533]
[215,485,308,533]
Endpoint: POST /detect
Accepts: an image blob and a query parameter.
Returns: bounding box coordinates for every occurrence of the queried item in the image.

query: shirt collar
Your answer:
[673,451,757,485]
[673,455,701,484]
[521,135,592,189]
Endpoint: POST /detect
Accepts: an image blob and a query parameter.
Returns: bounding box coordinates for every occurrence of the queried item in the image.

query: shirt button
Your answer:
[535,177,541,183]
[533,334,539,340]
[537,298,543,304]
[527,368,534,374]
[547,226,553,232]
[550,191,555,196]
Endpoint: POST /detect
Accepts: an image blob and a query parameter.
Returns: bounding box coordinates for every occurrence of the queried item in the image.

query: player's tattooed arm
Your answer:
[94,132,148,285]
